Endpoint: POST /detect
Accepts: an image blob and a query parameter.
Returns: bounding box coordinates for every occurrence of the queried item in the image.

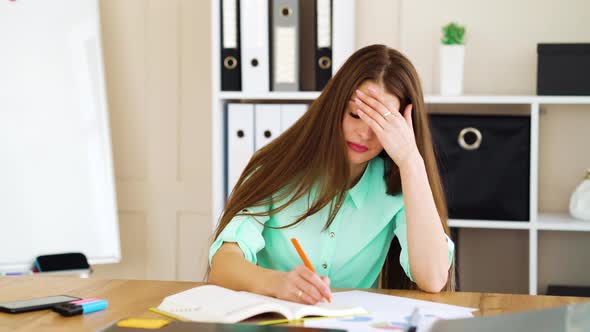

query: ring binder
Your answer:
[280,104,307,132]
[227,104,254,195]
[271,0,300,91]
[255,104,281,150]
[315,0,332,90]
[300,0,317,91]
[240,0,270,92]
[220,0,241,91]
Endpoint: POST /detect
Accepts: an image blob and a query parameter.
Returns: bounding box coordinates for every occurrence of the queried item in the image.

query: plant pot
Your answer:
[440,45,465,96]
[570,169,590,221]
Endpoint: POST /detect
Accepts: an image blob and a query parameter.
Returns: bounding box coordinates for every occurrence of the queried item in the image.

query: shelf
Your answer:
[448,219,531,230]
[217,91,320,101]
[425,95,590,105]
[448,214,590,232]
[534,96,590,104]
[425,95,537,104]
[537,212,590,232]
[217,93,590,105]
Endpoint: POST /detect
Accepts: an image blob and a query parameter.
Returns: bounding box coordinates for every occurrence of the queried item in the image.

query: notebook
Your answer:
[100,320,346,332]
[156,285,368,323]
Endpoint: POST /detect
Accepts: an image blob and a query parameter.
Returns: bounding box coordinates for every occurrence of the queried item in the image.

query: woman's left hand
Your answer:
[352,86,420,169]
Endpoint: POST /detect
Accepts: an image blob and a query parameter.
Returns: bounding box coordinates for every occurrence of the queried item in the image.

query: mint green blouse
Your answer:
[209,157,454,288]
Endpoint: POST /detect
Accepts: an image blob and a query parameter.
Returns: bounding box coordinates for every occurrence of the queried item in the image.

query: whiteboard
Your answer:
[0,0,120,271]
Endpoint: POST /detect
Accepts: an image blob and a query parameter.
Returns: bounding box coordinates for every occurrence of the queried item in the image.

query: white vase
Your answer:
[440,45,465,96]
[569,169,590,221]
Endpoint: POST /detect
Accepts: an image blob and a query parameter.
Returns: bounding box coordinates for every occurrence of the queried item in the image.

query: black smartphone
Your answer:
[0,295,81,313]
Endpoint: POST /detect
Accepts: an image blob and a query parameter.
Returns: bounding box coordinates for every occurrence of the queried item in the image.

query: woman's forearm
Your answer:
[208,243,280,296]
[399,155,449,293]
[210,243,332,304]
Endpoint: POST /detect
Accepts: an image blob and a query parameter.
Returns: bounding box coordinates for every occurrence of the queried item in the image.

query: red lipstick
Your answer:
[347,141,369,153]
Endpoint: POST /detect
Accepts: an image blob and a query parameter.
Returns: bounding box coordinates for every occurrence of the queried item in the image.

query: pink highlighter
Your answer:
[53,298,108,316]
[70,298,102,305]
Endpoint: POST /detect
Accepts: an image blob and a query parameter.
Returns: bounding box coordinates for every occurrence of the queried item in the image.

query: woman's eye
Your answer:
[349,112,360,119]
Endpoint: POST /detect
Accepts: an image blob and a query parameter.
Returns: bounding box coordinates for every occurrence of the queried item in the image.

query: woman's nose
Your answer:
[357,123,374,140]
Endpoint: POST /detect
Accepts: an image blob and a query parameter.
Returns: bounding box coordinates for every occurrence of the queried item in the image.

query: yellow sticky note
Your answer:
[116,318,170,329]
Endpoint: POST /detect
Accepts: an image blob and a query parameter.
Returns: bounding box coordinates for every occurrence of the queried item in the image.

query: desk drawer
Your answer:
[430,114,531,221]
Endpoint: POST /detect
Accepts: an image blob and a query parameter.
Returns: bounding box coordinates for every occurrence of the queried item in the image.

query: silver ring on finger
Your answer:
[297,289,303,298]
[383,111,392,118]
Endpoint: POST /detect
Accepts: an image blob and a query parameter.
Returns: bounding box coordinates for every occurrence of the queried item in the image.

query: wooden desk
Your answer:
[1,276,589,331]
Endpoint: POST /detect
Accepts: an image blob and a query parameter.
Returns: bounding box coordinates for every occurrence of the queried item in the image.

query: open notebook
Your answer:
[156,285,368,323]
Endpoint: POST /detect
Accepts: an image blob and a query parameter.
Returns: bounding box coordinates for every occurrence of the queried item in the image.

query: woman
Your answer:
[208,44,455,305]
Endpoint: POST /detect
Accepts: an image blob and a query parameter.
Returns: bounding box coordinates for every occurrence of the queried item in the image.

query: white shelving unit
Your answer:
[537,213,590,232]
[425,95,590,105]
[218,91,321,101]
[447,219,532,230]
[211,1,590,296]
[429,95,590,295]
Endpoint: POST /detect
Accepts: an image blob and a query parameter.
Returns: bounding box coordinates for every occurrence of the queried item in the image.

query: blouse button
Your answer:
[322,263,328,269]
[329,232,335,238]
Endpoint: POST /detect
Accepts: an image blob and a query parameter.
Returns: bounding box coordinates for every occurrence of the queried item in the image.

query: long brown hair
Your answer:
[214,44,454,291]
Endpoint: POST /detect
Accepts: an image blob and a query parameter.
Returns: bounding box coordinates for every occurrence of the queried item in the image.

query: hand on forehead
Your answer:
[357,81,401,111]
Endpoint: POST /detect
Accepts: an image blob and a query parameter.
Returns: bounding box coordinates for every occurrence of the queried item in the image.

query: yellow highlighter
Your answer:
[116,318,170,329]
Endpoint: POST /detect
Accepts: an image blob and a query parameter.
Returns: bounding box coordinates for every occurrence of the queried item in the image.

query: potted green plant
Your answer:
[440,22,466,95]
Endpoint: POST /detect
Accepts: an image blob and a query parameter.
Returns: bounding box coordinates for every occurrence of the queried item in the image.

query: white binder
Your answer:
[227,103,254,195]
[240,0,270,92]
[254,104,281,150]
[332,0,355,73]
[280,104,307,132]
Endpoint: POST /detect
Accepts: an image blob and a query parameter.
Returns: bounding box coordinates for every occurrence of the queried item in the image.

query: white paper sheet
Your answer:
[304,291,476,332]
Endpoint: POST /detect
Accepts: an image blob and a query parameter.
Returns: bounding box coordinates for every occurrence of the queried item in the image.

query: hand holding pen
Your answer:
[266,238,332,305]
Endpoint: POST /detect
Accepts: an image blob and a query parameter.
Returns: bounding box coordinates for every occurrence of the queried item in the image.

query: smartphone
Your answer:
[0,295,81,313]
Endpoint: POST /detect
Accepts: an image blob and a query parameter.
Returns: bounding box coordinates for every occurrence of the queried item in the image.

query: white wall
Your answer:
[359,0,590,95]
[93,0,212,281]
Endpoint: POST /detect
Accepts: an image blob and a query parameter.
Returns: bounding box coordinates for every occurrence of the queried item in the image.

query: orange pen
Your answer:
[290,238,332,303]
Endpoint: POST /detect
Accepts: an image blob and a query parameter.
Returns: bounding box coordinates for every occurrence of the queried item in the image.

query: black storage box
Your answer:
[537,43,590,95]
[430,114,531,221]
[546,285,590,297]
